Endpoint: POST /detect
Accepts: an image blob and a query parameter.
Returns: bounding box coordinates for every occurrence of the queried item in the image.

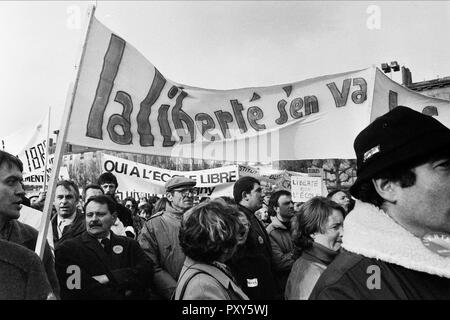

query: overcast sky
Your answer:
[1,1,450,137]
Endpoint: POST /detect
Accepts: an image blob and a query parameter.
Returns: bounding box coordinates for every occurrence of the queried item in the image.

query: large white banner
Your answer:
[66,17,377,162]
[66,17,450,163]
[101,154,238,200]
[372,69,450,126]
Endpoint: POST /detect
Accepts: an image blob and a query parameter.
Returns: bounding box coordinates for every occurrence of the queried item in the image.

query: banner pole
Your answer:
[42,106,51,191]
[35,5,97,259]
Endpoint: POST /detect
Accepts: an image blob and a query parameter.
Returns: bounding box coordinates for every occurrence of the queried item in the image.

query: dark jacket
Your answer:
[115,202,134,228]
[55,231,154,300]
[310,250,450,299]
[138,204,185,299]
[285,242,338,300]
[228,205,281,300]
[51,210,86,248]
[0,239,55,300]
[266,216,294,292]
[4,219,60,298]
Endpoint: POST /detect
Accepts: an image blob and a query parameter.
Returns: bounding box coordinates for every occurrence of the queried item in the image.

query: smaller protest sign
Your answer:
[291,176,323,202]
[1,112,49,176]
[102,154,238,200]
[23,157,70,187]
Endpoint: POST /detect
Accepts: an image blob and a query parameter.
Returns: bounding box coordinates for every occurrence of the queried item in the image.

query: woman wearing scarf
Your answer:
[285,197,345,300]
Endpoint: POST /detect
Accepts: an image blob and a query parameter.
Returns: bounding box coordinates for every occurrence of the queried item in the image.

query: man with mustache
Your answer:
[138,176,196,299]
[51,180,85,248]
[83,184,128,237]
[0,150,59,298]
[55,194,154,299]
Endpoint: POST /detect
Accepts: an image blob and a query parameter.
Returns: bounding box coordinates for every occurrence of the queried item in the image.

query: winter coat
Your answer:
[3,219,60,298]
[0,239,55,300]
[310,201,450,300]
[51,210,86,249]
[138,203,186,299]
[55,231,154,300]
[174,257,249,300]
[266,216,294,292]
[285,242,338,300]
[228,205,282,300]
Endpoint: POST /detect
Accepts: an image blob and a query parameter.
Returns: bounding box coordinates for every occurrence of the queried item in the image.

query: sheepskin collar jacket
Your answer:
[309,201,450,300]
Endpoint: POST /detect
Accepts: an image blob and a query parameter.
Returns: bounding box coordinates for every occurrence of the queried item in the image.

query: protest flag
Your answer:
[35,5,97,258]
[1,110,50,179]
[1,106,57,187]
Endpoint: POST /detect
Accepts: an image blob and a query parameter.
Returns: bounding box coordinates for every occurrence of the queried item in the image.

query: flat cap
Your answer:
[165,176,196,192]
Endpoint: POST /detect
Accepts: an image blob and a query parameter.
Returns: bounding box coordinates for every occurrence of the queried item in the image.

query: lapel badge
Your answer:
[258,236,264,244]
[422,233,450,257]
[113,245,124,254]
[247,278,258,287]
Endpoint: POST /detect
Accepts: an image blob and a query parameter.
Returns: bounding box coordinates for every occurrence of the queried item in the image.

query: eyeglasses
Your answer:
[281,201,294,206]
[173,188,195,196]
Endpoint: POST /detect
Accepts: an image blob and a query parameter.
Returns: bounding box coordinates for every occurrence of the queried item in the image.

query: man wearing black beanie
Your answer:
[310,106,450,299]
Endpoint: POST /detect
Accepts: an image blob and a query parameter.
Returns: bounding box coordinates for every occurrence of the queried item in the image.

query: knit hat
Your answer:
[350,106,450,197]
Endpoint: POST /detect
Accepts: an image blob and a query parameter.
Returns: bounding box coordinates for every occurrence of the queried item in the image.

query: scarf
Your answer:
[302,242,339,266]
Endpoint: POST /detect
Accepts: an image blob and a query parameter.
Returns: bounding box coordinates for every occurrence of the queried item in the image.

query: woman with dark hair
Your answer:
[174,199,249,300]
[285,196,345,300]
[123,197,146,235]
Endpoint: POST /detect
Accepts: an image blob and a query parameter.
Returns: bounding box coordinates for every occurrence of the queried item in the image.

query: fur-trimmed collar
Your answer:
[343,200,450,279]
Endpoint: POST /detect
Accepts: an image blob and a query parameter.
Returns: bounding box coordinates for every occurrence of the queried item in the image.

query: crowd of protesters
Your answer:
[0,106,449,300]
